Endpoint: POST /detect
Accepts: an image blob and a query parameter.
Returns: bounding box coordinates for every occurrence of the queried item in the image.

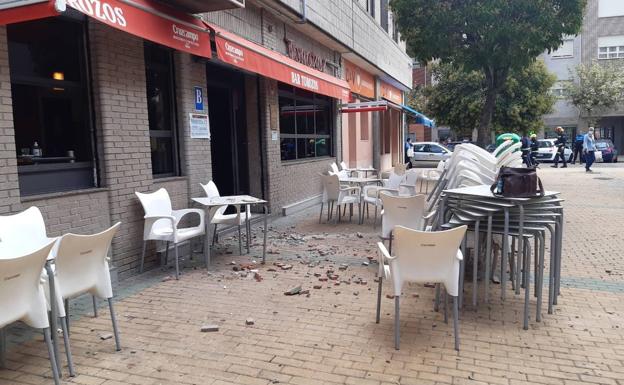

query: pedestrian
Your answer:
[520,133,532,167]
[583,127,597,173]
[571,132,584,165]
[551,126,568,168]
[530,134,540,168]
[404,137,414,168]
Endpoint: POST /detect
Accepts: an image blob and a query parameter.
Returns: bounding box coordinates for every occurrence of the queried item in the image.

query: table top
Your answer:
[193,195,267,207]
[339,177,381,184]
[443,184,560,201]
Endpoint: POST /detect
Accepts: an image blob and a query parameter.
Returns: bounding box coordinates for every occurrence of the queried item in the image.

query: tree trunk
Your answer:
[477,83,497,147]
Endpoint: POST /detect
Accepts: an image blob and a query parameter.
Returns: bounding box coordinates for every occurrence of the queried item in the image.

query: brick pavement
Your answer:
[1,163,624,385]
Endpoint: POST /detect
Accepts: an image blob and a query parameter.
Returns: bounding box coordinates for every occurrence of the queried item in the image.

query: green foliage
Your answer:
[391,0,586,144]
[419,61,556,139]
[564,62,624,126]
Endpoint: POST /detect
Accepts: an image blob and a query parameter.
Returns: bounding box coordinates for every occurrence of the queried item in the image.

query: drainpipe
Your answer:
[296,0,307,24]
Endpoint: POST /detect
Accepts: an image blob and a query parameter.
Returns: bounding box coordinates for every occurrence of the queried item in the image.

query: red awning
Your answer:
[209,23,350,102]
[0,0,211,59]
[0,1,62,25]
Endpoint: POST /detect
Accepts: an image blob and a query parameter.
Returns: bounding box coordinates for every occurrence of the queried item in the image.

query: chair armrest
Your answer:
[423,210,437,220]
[456,249,464,261]
[340,186,361,193]
[375,188,399,199]
[172,208,206,228]
[377,241,396,262]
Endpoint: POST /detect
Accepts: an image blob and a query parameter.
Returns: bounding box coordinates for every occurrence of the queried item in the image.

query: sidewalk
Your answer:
[1,164,623,385]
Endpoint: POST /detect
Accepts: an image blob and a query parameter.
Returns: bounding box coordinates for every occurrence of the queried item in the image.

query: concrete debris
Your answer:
[284,286,302,296]
[245,318,255,325]
[200,325,219,333]
[99,333,113,340]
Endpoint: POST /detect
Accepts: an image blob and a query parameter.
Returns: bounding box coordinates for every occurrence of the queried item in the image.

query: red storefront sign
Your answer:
[0,0,211,59]
[380,81,403,105]
[211,24,350,101]
[344,60,375,99]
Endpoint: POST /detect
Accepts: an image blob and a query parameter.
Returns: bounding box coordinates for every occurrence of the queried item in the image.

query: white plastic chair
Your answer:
[320,174,361,223]
[399,169,420,195]
[339,161,349,171]
[376,225,467,351]
[380,193,435,253]
[51,223,122,352]
[0,206,75,377]
[135,188,205,279]
[200,181,251,254]
[363,171,405,228]
[330,162,349,179]
[0,241,61,384]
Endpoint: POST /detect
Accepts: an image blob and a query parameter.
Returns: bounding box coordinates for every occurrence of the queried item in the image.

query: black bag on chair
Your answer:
[490,167,545,198]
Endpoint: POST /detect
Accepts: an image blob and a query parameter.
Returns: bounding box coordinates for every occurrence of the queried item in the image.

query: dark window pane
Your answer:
[150,137,175,175]
[316,104,331,135]
[145,43,177,176]
[316,137,331,157]
[296,104,315,135]
[297,138,315,158]
[8,18,84,82]
[279,96,296,134]
[281,138,296,160]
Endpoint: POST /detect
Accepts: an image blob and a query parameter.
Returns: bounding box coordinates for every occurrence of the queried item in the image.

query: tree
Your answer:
[419,61,556,139]
[391,0,586,146]
[564,62,624,126]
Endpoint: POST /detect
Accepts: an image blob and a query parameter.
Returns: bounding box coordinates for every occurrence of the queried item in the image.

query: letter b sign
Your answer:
[194,86,203,111]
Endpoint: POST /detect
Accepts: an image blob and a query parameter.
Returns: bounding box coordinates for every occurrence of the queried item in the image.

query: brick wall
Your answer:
[0,26,20,215]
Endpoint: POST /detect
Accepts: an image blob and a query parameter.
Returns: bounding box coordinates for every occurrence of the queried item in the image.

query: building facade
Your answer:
[543,0,624,150]
[0,0,411,278]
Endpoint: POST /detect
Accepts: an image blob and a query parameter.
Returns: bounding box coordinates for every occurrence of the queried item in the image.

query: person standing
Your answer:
[404,137,413,167]
[571,132,584,165]
[583,127,597,172]
[551,126,568,168]
[520,134,532,167]
[530,134,540,168]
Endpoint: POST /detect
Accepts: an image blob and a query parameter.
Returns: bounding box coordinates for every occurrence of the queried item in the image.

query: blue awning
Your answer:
[401,104,435,127]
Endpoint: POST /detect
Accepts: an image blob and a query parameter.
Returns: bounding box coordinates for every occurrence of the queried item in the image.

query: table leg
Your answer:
[515,205,524,295]
[44,261,62,375]
[555,210,563,303]
[502,208,509,301]
[262,204,268,264]
[460,234,467,309]
[485,215,492,303]
[546,224,555,315]
[204,211,212,269]
[473,220,480,308]
[536,232,545,322]
[523,237,531,330]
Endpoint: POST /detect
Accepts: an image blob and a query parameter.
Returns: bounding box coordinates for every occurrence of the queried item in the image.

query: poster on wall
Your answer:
[189,113,210,139]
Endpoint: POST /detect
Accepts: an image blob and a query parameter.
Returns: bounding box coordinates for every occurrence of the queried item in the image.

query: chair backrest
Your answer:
[200,181,227,216]
[387,172,405,189]
[54,222,120,300]
[330,162,340,174]
[135,188,173,239]
[340,161,349,170]
[321,174,341,201]
[394,163,406,175]
[393,225,467,296]
[0,206,48,249]
[404,169,419,185]
[380,192,425,238]
[0,240,55,329]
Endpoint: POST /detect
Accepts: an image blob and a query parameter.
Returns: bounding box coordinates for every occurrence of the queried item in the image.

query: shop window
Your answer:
[8,17,96,196]
[144,42,179,177]
[278,84,334,161]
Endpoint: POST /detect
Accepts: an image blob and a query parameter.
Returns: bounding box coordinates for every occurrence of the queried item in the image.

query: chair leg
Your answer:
[373,205,378,229]
[174,244,180,280]
[92,296,98,318]
[452,296,460,351]
[212,224,218,246]
[376,276,383,324]
[107,298,121,351]
[139,240,147,273]
[59,317,75,377]
[443,287,448,324]
[43,328,61,385]
[319,203,324,224]
[0,327,6,369]
[246,216,251,254]
[327,201,332,221]
[238,224,242,255]
[349,203,353,222]
[394,296,400,350]
[434,283,440,312]
[163,241,170,267]
[64,299,70,336]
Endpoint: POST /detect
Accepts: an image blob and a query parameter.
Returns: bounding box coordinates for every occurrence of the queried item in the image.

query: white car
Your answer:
[410,142,452,167]
[534,139,573,163]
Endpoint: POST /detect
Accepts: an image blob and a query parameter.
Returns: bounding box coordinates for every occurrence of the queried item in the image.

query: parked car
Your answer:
[595,139,618,163]
[445,140,476,151]
[410,142,452,167]
[534,139,573,163]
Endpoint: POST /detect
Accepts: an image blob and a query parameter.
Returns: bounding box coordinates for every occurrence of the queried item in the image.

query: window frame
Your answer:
[278,84,335,162]
[8,16,99,197]
[551,39,574,58]
[598,45,624,60]
[144,42,180,178]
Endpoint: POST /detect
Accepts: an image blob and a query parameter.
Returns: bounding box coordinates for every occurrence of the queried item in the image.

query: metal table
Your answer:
[192,195,269,265]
